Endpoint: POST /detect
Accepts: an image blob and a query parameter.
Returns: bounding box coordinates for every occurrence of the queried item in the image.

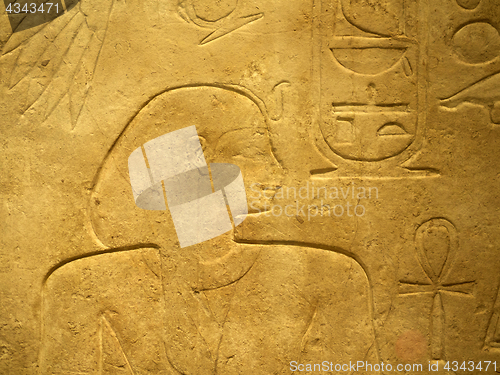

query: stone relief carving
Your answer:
[40,86,378,373]
[0,0,499,373]
[307,0,438,180]
[399,218,475,361]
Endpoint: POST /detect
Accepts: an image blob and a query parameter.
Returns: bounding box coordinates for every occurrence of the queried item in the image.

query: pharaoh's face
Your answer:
[201,126,283,214]
[90,86,283,249]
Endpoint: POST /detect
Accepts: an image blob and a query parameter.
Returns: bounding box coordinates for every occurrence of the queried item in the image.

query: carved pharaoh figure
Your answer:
[40,86,378,374]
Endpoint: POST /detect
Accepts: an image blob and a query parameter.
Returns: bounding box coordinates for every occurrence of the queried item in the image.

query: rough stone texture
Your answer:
[1,0,500,373]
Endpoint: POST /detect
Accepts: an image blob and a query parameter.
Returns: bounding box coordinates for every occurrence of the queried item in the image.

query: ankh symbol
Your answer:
[399,218,475,360]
